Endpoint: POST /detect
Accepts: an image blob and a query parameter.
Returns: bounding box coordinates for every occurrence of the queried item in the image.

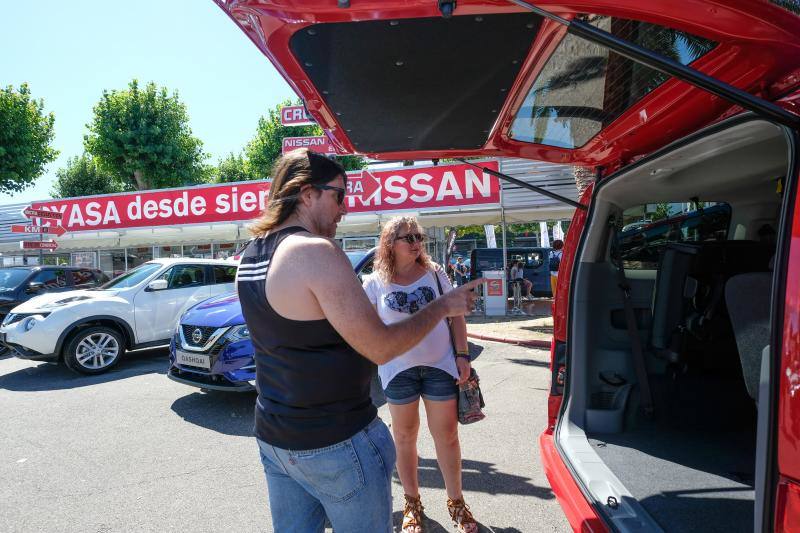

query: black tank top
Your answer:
[237,226,376,450]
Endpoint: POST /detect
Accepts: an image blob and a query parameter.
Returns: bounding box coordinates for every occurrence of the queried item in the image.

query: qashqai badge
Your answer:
[191,328,203,344]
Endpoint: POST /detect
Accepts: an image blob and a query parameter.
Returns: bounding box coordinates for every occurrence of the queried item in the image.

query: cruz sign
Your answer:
[280,105,315,126]
[30,162,500,233]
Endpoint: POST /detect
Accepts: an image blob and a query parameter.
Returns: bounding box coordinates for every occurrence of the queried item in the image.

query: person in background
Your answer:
[237,149,481,533]
[363,215,479,533]
[453,256,467,286]
[510,260,533,300]
[550,239,564,297]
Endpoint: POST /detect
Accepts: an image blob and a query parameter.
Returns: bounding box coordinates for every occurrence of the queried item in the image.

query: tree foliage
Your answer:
[214,152,255,183]
[0,83,58,194]
[244,99,366,180]
[51,153,130,198]
[84,80,208,191]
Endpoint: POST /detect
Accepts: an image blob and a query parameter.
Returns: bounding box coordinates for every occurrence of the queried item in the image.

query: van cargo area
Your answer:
[557,118,792,532]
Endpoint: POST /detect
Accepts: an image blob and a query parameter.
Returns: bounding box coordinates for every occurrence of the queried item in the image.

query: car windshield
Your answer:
[99,263,162,289]
[345,251,368,268]
[0,269,31,292]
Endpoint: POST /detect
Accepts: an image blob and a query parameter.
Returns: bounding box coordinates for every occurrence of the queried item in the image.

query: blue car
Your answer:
[168,249,375,391]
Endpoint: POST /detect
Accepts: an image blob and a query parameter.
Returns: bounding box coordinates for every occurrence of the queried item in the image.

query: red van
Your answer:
[214,1,800,530]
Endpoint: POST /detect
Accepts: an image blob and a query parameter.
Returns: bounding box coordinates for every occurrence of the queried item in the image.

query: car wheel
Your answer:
[63,326,125,375]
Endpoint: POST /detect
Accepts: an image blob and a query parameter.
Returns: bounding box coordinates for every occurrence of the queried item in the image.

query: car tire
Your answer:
[63,326,125,375]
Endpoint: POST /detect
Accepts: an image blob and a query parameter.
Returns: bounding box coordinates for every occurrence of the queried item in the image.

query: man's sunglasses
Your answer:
[395,233,426,245]
[312,184,346,204]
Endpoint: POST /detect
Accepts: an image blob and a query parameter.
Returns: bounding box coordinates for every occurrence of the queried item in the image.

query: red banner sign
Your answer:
[11,224,66,236]
[30,162,500,233]
[282,135,338,155]
[20,240,58,250]
[280,105,315,126]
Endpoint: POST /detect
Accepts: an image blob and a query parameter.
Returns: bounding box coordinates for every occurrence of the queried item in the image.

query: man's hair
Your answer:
[374,216,435,283]
[250,148,346,237]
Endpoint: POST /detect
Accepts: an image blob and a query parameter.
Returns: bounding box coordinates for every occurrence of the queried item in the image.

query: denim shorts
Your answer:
[384,366,458,405]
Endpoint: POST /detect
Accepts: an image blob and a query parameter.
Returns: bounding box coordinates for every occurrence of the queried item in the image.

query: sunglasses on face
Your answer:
[312,184,346,204]
[395,233,426,245]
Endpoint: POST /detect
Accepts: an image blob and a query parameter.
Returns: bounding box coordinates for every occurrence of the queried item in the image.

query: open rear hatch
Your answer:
[214,0,800,170]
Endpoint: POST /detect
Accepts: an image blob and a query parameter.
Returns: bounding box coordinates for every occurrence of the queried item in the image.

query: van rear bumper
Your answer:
[539,430,608,532]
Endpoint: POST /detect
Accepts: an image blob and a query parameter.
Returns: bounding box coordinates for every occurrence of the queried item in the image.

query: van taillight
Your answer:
[775,477,800,532]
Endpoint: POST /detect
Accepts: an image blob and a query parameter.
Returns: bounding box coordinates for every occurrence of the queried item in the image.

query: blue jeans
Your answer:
[384,365,459,404]
[256,417,396,533]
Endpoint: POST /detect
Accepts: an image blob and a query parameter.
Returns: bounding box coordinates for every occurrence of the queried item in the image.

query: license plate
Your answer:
[175,350,211,369]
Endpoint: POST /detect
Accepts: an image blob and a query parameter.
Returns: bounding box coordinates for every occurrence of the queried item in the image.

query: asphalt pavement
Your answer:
[0,342,568,533]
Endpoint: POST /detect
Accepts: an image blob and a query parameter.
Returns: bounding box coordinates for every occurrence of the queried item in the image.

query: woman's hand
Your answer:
[455,356,471,385]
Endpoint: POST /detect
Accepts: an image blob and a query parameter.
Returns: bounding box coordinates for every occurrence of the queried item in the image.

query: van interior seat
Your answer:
[649,240,773,364]
[725,272,772,402]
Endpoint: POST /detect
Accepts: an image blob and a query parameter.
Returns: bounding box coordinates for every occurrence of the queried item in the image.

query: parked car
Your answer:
[214,1,800,529]
[168,249,375,391]
[469,247,552,297]
[0,258,237,374]
[0,266,109,321]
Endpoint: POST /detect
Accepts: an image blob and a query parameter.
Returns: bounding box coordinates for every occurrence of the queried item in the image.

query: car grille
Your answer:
[3,312,49,325]
[181,325,220,348]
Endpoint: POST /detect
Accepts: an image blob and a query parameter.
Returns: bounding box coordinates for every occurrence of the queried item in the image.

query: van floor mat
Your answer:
[588,425,754,532]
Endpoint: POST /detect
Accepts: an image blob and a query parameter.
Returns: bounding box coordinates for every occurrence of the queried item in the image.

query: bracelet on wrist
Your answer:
[455,352,470,360]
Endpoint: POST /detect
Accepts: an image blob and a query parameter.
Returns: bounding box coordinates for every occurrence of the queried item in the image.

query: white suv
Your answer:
[0,258,237,374]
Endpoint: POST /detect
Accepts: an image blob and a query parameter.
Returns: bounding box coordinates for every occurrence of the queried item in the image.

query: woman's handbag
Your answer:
[432,268,486,425]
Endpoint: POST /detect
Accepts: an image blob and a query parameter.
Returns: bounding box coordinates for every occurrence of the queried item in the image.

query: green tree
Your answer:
[0,83,58,194]
[652,202,672,221]
[245,99,366,180]
[51,153,129,198]
[215,152,255,183]
[84,80,207,191]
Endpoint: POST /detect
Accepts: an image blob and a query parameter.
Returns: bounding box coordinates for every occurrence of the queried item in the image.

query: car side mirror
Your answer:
[26,281,45,293]
[146,279,168,291]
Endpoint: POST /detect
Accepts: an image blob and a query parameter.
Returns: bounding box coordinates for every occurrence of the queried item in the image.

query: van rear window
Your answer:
[509,16,716,149]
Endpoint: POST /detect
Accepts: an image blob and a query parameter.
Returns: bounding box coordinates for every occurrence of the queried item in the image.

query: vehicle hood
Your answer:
[12,289,121,312]
[181,292,243,328]
[215,1,800,171]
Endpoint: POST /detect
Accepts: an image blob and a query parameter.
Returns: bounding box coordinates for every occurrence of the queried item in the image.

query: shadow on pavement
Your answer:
[393,510,449,532]
[404,458,554,499]
[506,357,549,368]
[171,389,256,436]
[0,348,168,391]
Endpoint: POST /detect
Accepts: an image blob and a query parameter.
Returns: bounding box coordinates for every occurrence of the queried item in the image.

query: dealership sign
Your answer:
[282,135,339,155]
[11,224,67,236]
[20,240,58,250]
[280,105,315,126]
[30,162,500,233]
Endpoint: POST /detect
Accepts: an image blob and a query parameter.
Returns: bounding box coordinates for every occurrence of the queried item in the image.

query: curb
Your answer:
[467,332,552,349]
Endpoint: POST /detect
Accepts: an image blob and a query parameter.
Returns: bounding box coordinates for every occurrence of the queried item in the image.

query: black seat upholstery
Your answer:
[650,241,772,363]
[725,272,772,402]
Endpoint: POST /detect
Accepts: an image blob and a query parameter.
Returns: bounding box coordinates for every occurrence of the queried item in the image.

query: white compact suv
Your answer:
[0,258,237,374]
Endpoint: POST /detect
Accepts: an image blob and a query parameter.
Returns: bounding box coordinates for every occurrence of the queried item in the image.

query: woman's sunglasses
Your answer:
[395,233,426,245]
[312,184,346,205]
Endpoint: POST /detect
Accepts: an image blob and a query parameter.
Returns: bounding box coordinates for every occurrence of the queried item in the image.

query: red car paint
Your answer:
[214,1,800,530]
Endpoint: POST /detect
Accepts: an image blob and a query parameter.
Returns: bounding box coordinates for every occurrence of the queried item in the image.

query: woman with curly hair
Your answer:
[362,215,478,533]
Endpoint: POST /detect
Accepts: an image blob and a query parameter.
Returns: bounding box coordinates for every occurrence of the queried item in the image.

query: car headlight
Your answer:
[23,317,36,331]
[224,325,250,342]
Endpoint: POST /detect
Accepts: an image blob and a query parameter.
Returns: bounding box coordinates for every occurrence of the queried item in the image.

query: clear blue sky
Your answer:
[0,0,295,205]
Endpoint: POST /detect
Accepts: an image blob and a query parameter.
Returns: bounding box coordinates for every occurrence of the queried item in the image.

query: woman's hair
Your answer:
[250,148,346,237]
[374,216,435,283]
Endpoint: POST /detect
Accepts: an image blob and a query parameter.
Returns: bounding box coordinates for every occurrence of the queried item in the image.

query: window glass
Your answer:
[101,263,161,289]
[99,249,126,279]
[128,247,154,268]
[771,0,800,15]
[214,242,237,259]
[71,251,97,268]
[510,16,716,148]
[161,265,206,289]
[185,244,213,259]
[73,269,96,288]
[32,269,67,288]
[42,254,70,266]
[342,237,377,251]
[213,265,237,284]
[613,202,731,269]
[0,269,32,292]
[157,245,182,259]
[526,252,544,268]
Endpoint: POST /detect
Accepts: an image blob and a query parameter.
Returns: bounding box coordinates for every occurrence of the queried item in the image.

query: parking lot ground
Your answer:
[0,341,568,533]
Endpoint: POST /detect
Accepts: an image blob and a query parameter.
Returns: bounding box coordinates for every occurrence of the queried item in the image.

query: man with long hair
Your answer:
[237,149,481,532]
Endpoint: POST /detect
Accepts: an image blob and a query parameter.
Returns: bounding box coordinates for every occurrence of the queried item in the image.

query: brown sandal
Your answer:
[447,497,478,532]
[402,494,425,532]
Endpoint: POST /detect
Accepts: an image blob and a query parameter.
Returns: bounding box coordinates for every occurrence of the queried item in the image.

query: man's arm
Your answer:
[306,240,480,365]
